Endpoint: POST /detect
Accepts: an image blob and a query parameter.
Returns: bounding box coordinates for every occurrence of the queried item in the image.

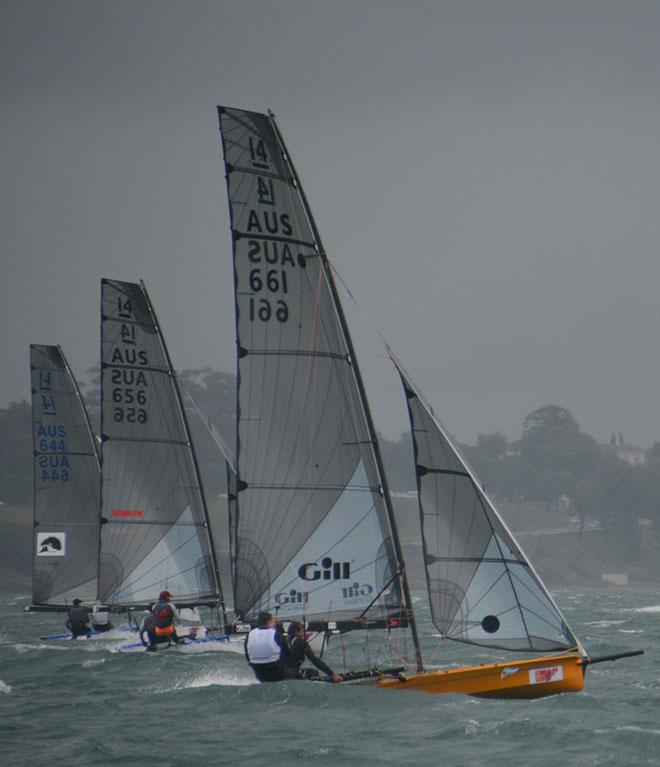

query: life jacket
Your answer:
[246,627,281,664]
[153,601,175,636]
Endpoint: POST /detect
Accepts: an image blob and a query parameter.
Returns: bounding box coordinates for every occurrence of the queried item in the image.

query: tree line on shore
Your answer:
[3,368,659,549]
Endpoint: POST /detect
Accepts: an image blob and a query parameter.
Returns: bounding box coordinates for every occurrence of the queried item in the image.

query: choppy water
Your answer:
[1,590,657,766]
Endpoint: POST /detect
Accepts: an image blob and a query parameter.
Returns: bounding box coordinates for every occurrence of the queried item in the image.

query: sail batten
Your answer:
[30,345,100,607]
[98,279,223,611]
[218,106,414,640]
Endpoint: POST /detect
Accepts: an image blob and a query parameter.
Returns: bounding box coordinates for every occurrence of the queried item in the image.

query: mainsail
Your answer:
[98,279,223,610]
[29,344,100,607]
[396,362,578,652]
[217,107,414,637]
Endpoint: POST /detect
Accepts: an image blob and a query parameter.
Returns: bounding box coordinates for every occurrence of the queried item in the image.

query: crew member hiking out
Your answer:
[284,622,342,683]
[245,611,292,682]
[66,599,91,638]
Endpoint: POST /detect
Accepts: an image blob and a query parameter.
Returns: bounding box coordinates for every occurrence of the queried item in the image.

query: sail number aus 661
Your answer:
[247,267,289,323]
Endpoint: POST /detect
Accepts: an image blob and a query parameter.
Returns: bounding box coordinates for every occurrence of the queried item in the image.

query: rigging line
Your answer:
[357,567,402,619]
[508,569,567,619]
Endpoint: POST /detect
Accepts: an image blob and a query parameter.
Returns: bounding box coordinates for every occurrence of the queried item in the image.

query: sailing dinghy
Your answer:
[99,279,231,649]
[27,345,101,612]
[216,106,642,697]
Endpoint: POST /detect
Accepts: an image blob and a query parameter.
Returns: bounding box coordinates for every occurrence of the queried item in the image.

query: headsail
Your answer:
[395,360,578,652]
[98,279,223,610]
[217,107,413,635]
[29,345,100,606]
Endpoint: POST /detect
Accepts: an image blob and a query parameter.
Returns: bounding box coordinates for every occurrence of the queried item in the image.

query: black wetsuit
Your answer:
[283,636,334,679]
[66,606,91,637]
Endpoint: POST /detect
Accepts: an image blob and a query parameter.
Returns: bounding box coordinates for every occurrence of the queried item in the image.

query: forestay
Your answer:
[397,364,578,652]
[30,345,100,606]
[98,279,221,608]
[217,107,404,626]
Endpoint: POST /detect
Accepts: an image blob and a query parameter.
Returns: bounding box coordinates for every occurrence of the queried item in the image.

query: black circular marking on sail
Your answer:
[481,615,500,634]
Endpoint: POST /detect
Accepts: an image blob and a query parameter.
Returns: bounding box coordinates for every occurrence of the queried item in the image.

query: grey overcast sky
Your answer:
[3,0,660,446]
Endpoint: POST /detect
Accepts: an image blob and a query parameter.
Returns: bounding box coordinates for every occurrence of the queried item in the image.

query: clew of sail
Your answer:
[98,279,222,609]
[395,360,579,653]
[29,345,100,606]
[217,106,406,628]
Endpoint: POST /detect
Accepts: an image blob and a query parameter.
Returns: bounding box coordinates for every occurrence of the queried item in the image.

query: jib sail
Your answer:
[30,344,100,606]
[98,279,222,609]
[397,362,578,652]
[217,107,413,633]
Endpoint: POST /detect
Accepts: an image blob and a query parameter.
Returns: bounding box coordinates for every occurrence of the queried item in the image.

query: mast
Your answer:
[267,111,423,671]
[139,281,227,628]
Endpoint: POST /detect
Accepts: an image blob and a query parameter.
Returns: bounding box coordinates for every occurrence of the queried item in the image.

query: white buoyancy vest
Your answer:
[246,628,281,664]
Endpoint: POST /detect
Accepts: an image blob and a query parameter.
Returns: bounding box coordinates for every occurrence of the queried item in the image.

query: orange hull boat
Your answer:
[374,653,585,699]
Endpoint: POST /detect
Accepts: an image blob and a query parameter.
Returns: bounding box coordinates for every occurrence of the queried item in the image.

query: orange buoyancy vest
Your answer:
[153,601,175,636]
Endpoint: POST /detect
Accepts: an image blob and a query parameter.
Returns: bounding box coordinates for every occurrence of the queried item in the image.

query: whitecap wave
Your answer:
[82,658,106,668]
[0,680,12,693]
[149,670,256,693]
[596,726,660,737]
[633,605,660,614]
[583,620,627,627]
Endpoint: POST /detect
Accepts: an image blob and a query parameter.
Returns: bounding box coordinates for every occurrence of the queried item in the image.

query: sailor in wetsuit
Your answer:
[66,599,91,638]
[284,622,342,683]
[245,611,292,682]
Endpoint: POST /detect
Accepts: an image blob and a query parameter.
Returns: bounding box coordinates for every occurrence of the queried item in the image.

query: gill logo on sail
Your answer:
[274,589,308,605]
[297,558,351,581]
